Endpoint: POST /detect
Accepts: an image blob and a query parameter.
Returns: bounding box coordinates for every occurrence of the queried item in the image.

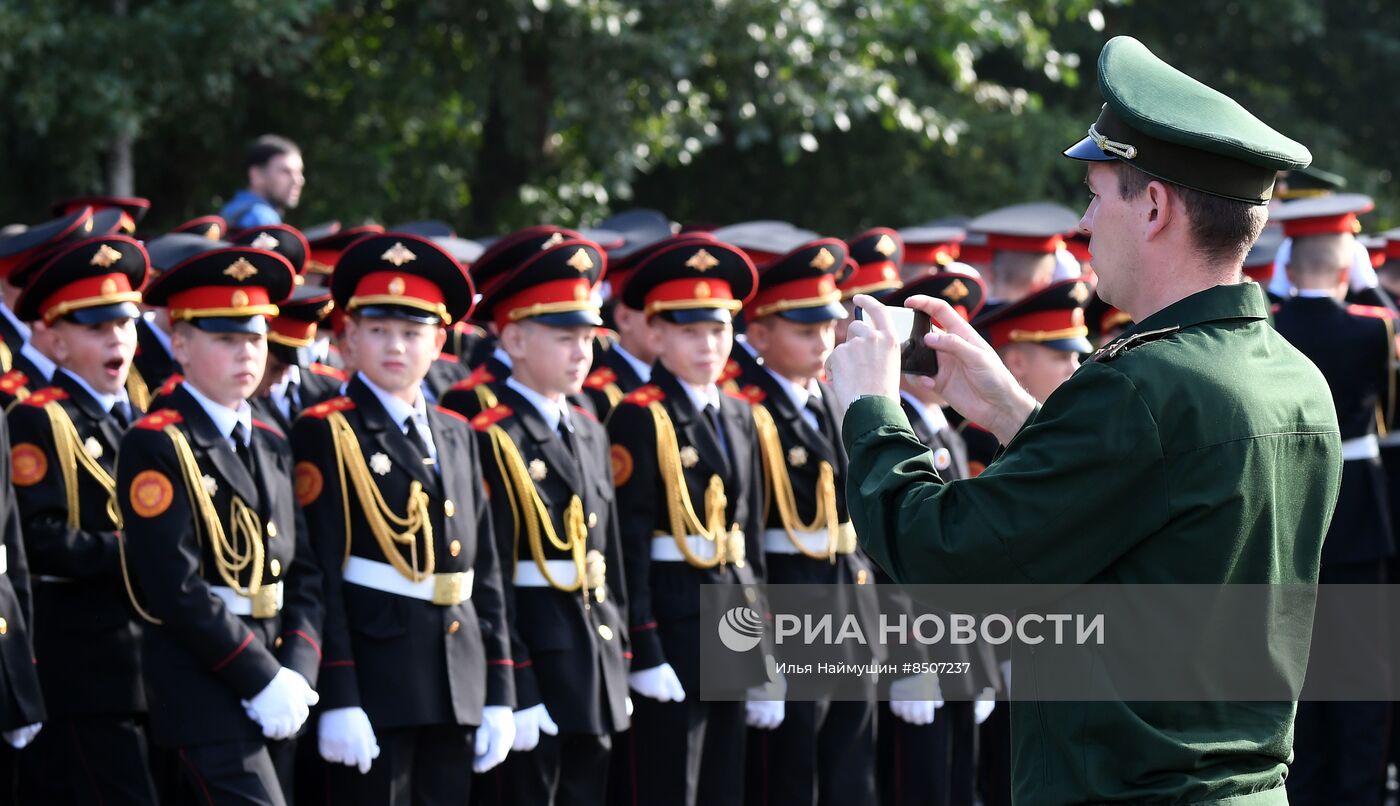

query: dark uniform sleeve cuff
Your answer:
[214,633,283,699]
[840,395,910,455]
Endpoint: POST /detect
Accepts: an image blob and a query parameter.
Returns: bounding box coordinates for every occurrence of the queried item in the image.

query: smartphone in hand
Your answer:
[854,302,939,377]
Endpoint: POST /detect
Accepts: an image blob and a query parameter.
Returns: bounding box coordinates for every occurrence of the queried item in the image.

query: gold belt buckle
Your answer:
[836,522,858,555]
[252,583,281,619]
[432,572,467,606]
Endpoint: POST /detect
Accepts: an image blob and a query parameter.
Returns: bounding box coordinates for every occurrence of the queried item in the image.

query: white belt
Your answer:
[514,559,580,588]
[762,524,858,555]
[1341,434,1380,462]
[651,535,722,563]
[343,556,473,605]
[211,582,284,618]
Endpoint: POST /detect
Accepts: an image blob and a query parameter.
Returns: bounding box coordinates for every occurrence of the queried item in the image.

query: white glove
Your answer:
[241,668,318,740]
[628,663,686,703]
[625,696,634,717]
[318,707,380,774]
[888,674,943,726]
[2,723,41,749]
[511,703,559,752]
[745,697,785,729]
[473,705,515,773]
[974,697,997,725]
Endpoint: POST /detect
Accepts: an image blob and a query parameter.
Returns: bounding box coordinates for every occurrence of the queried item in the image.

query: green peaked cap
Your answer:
[1064,36,1311,204]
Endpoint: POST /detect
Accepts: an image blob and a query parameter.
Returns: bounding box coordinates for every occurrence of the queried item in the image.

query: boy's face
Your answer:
[654,318,732,387]
[502,321,594,397]
[172,324,267,408]
[345,315,445,395]
[747,316,836,381]
[47,317,138,395]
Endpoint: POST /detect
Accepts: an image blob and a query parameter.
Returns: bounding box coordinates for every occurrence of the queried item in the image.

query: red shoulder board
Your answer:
[740,384,766,404]
[0,370,30,394]
[135,409,184,430]
[725,389,751,402]
[252,419,285,438]
[453,364,495,392]
[434,356,461,367]
[1347,304,1396,320]
[470,404,513,431]
[571,404,598,422]
[583,367,617,390]
[435,405,469,424]
[156,373,184,396]
[18,386,68,407]
[308,362,348,381]
[718,359,742,384]
[621,384,665,407]
[302,396,356,420]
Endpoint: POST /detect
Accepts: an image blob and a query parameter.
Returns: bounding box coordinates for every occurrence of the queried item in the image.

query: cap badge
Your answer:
[251,232,280,251]
[945,279,970,301]
[874,234,897,257]
[541,231,567,249]
[881,265,896,280]
[231,289,250,308]
[567,248,595,273]
[810,248,836,271]
[695,280,712,299]
[1069,283,1090,303]
[205,224,222,240]
[99,278,118,295]
[90,244,123,268]
[686,249,719,272]
[82,218,94,233]
[370,452,392,476]
[819,277,835,293]
[1071,308,1086,326]
[381,242,417,267]
[574,283,590,301]
[317,301,334,318]
[388,276,407,296]
[224,258,259,281]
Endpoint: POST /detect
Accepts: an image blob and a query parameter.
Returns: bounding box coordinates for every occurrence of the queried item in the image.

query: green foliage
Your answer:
[0,0,1396,236]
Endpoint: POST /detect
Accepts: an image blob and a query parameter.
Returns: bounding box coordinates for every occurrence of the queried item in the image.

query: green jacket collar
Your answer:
[1123,281,1269,337]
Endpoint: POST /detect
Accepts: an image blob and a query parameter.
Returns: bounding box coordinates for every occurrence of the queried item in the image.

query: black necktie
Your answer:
[285,381,300,418]
[109,401,130,428]
[704,404,730,461]
[556,417,576,453]
[404,416,435,467]
[805,397,832,443]
[231,422,254,475]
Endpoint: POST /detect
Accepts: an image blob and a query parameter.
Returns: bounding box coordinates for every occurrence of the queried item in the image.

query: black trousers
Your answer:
[175,739,285,806]
[475,731,610,806]
[325,724,475,806]
[745,697,876,806]
[977,699,1012,806]
[17,714,159,805]
[626,695,745,806]
[877,700,976,806]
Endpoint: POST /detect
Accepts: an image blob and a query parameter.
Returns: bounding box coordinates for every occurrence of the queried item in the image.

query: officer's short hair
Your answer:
[245,134,301,171]
[990,251,1055,292]
[1113,163,1267,266]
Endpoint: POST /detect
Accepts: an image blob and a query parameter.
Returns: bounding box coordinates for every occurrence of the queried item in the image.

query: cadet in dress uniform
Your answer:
[606,237,769,806]
[836,35,1332,804]
[51,196,150,236]
[1269,195,1395,804]
[116,243,324,805]
[441,225,597,419]
[290,233,516,804]
[836,228,905,345]
[735,237,880,806]
[0,410,46,795]
[965,203,1079,316]
[877,271,1000,806]
[6,234,159,804]
[894,225,964,284]
[457,238,630,805]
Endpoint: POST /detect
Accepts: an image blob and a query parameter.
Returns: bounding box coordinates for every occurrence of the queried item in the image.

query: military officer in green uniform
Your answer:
[828,36,1336,805]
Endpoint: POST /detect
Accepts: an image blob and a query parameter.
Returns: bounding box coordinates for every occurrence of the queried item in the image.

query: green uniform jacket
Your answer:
[843,283,1341,804]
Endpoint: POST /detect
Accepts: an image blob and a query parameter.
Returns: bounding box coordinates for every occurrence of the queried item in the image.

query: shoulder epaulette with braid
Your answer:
[252,419,284,438]
[620,384,665,407]
[1088,326,1181,364]
[156,373,184,396]
[18,387,68,407]
[584,367,617,390]
[471,404,513,431]
[0,369,30,395]
[1348,304,1396,320]
[135,409,184,430]
[453,364,495,391]
[739,384,766,404]
[436,405,469,424]
[302,396,356,419]
[309,362,348,380]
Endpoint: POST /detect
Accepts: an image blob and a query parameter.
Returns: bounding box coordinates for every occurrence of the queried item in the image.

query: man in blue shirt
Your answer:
[222,135,305,229]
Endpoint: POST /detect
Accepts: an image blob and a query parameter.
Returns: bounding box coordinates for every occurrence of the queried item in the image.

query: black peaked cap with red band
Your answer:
[142,245,295,334]
[14,235,149,324]
[331,233,473,326]
[622,236,756,324]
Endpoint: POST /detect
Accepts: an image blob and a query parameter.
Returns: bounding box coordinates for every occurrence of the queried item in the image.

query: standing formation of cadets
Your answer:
[0,161,1398,804]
